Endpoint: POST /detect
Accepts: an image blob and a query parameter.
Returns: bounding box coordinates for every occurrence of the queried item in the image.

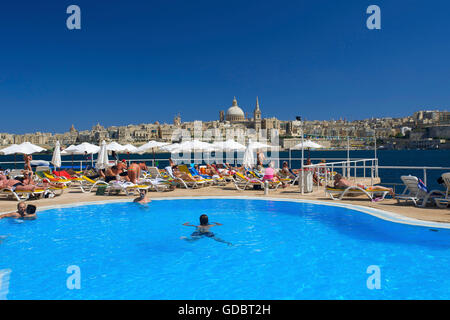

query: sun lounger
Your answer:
[396,175,446,207]
[0,187,45,201]
[79,176,110,193]
[106,181,151,196]
[232,172,281,191]
[179,165,213,186]
[326,185,389,201]
[434,173,450,208]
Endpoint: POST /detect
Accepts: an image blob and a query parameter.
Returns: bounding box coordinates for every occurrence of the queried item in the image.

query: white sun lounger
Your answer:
[396,175,445,207]
[326,186,389,201]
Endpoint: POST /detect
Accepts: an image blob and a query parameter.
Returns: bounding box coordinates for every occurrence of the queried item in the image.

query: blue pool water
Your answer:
[1,198,450,300]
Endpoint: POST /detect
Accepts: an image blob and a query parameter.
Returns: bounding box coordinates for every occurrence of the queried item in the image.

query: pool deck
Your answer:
[1,178,449,224]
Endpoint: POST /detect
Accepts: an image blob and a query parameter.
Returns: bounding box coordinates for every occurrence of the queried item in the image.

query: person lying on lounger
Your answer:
[0,202,37,220]
[172,166,203,182]
[0,174,37,192]
[333,173,394,197]
[180,214,232,246]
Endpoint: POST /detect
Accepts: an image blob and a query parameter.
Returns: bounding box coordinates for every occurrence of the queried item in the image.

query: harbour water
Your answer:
[0,149,449,191]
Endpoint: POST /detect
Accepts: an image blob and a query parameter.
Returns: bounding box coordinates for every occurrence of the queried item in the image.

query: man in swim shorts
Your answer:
[133,189,151,204]
[180,214,232,245]
[0,202,37,220]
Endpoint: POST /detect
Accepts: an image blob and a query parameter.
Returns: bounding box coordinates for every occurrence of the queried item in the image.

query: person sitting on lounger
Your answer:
[280,161,296,179]
[0,202,37,220]
[262,162,287,188]
[180,214,232,246]
[333,173,394,197]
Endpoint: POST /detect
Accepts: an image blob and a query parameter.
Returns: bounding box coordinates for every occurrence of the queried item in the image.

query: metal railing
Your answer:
[303,159,450,194]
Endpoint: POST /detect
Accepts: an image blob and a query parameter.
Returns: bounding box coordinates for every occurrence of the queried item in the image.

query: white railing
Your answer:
[303,159,450,194]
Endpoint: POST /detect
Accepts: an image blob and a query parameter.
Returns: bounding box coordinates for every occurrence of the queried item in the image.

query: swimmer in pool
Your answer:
[180,214,232,246]
[0,202,37,220]
[133,189,151,204]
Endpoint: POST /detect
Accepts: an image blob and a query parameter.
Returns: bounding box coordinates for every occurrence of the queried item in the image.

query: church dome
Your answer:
[226,97,245,121]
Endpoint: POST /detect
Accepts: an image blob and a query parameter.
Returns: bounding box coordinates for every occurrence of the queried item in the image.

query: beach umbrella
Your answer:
[61,145,78,168]
[137,141,169,154]
[291,140,323,149]
[0,142,46,169]
[0,142,46,155]
[242,142,256,168]
[106,141,126,152]
[121,144,138,163]
[161,143,180,152]
[51,141,62,172]
[247,141,272,150]
[291,140,323,164]
[172,140,217,152]
[0,144,19,169]
[137,141,169,166]
[212,139,246,151]
[96,140,109,170]
[106,142,125,163]
[169,140,217,164]
[65,143,100,168]
[65,142,100,154]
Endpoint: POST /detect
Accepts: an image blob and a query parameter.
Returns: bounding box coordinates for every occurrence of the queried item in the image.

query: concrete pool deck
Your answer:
[1,181,449,224]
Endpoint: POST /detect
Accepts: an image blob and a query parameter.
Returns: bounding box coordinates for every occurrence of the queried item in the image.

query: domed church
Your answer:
[219,96,262,130]
[226,97,246,122]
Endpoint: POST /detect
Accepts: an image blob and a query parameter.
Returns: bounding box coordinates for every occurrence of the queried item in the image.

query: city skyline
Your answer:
[1,1,450,134]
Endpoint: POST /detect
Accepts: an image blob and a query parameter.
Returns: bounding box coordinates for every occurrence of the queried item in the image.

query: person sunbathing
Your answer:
[180,214,232,246]
[333,173,394,197]
[172,166,202,181]
[0,174,36,192]
[0,202,37,220]
[104,165,129,183]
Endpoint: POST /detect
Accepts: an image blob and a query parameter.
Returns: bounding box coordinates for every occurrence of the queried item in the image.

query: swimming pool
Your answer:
[1,197,450,300]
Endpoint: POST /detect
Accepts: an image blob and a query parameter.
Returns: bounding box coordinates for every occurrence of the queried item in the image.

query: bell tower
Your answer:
[253,96,262,131]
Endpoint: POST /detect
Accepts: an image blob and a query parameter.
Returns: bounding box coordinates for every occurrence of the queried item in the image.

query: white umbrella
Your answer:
[61,144,78,168]
[161,143,180,152]
[213,139,246,151]
[96,140,109,170]
[291,140,323,149]
[0,142,46,169]
[137,141,169,154]
[64,142,100,154]
[172,140,217,152]
[0,142,46,155]
[242,143,256,168]
[51,141,62,171]
[61,145,77,155]
[122,144,138,153]
[247,141,272,150]
[106,141,126,152]
[0,144,19,155]
[64,143,100,168]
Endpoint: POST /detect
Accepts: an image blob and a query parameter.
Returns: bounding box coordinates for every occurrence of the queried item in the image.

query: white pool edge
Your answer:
[2,196,450,230]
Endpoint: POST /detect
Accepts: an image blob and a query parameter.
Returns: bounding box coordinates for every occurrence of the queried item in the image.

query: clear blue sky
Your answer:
[1,0,449,134]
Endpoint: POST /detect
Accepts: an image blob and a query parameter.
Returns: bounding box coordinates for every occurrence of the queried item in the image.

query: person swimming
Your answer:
[180,214,232,246]
[133,189,151,204]
[0,202,37,220]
